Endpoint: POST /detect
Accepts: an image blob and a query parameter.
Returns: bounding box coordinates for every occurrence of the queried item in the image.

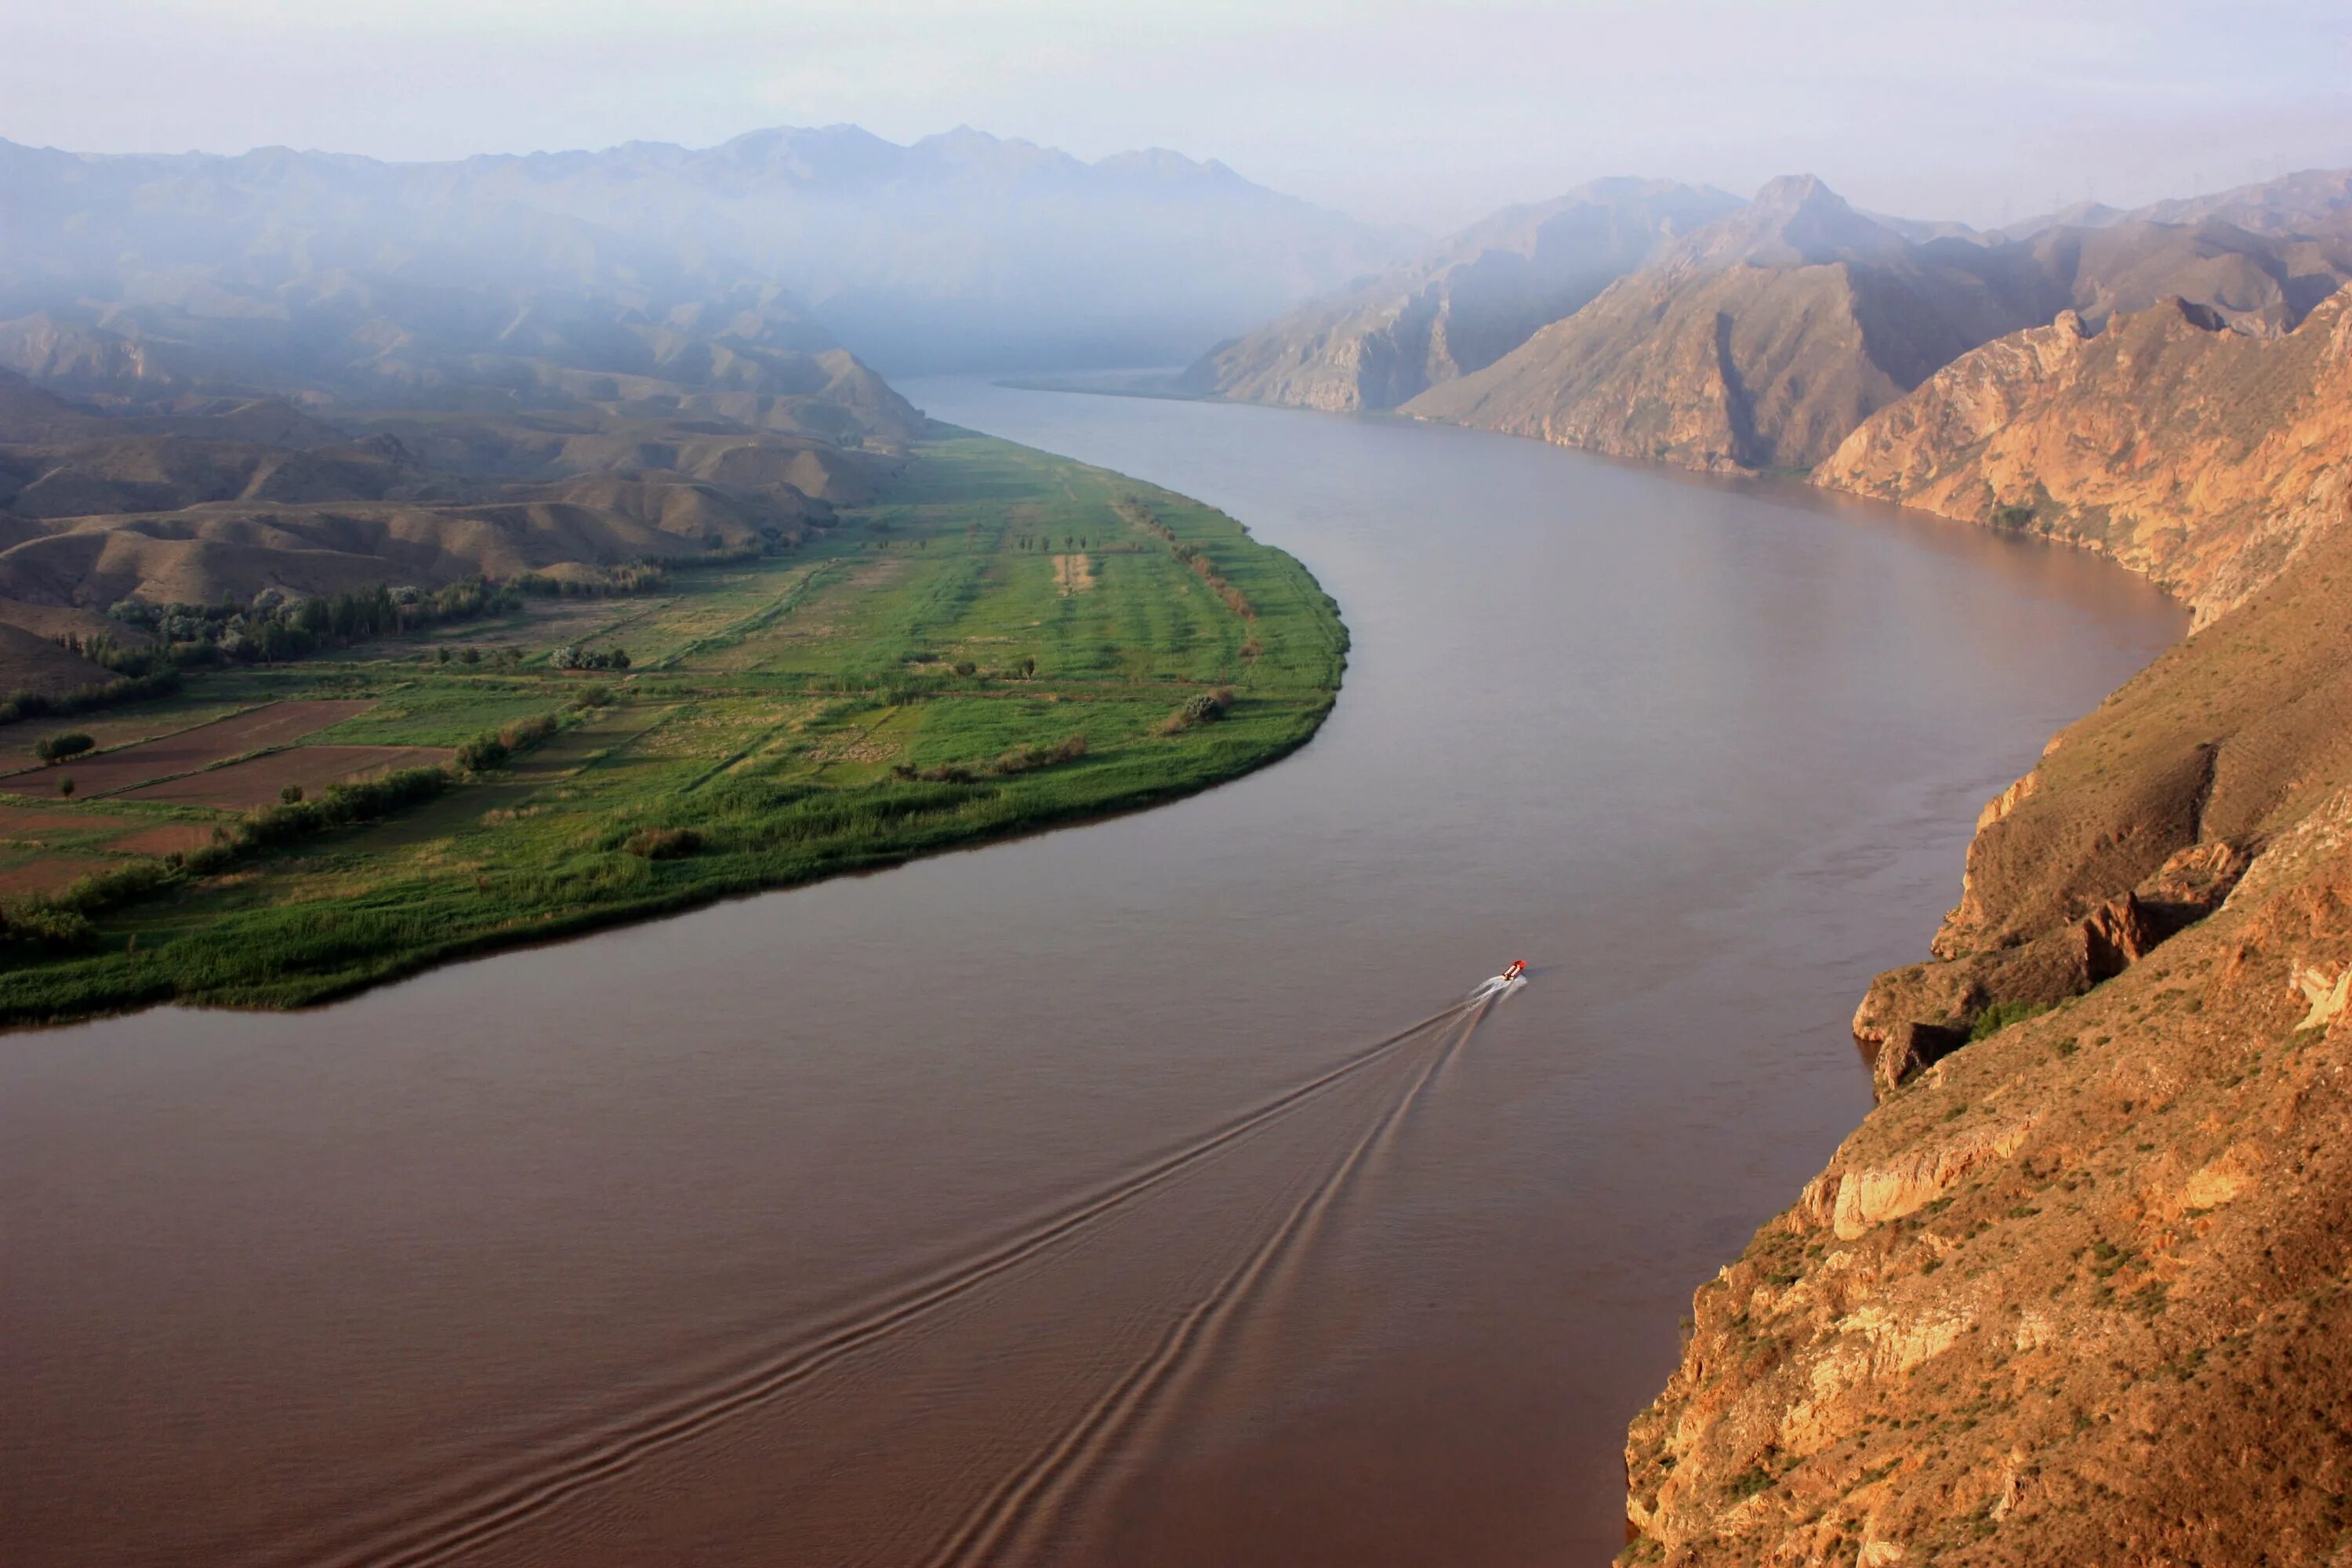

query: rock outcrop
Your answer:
[1817,291,2352,624]
[1621,461,2352,1565]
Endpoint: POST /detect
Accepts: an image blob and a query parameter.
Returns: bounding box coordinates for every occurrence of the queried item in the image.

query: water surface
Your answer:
[0,388,2183,1566]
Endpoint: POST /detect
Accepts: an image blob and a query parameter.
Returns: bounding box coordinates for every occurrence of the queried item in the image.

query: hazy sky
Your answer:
[6,0,2350,230]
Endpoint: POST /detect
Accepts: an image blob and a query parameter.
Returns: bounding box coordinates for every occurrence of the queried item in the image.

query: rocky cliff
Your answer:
[1621,281,2352,1566]
[1817,291,2352,626]
[1182,180,1740,412]
[1403,176,2346,474]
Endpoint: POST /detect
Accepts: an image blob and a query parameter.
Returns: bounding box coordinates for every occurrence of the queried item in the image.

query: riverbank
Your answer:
[0,430,1345,1025]
[1617,348,2352,1559]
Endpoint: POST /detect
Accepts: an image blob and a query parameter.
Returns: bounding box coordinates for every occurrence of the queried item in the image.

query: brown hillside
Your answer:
[1405,176,2347,474]
[1185,180,1740,412]
[1817,291,2352,624]
[0,622,114,699]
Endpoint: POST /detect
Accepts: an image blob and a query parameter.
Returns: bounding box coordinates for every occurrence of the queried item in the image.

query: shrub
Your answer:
[0,669,182,728]
[1159,688,1236,734]
[573,684,612,709]
[1969,998,2050,1041]
[281,785,303,804]
[46,858,173,916]
[0,902,98,951]
[498,713,560,751]
[456,734,509,773]
[34,731,93,764]
[56,777,74,797]
[622,826,702,860]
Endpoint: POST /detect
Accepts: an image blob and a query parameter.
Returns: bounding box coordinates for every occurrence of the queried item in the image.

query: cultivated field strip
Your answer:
[258,1001,1481,1568]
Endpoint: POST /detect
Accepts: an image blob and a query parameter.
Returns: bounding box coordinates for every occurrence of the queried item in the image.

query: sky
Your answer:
[5,0,2350,232]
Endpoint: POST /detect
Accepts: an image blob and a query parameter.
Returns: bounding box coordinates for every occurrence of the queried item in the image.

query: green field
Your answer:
[0,431,1347,1022]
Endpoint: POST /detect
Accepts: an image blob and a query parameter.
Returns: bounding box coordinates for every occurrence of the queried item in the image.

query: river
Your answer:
[0,385,2183,1566]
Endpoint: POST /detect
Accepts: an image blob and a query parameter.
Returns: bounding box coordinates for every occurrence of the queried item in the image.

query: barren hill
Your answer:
[1182,179,1740,412]
[1406,176,2350,474]
[0,128,1407,375]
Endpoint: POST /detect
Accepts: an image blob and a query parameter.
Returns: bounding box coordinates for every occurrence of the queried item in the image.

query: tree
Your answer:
[281,785,303,804]
[34,732,93,764]
[56,777,74,797]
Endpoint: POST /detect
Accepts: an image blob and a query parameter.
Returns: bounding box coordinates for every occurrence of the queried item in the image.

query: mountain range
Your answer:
[0,127,1408,376]
[1193,168,2352,473]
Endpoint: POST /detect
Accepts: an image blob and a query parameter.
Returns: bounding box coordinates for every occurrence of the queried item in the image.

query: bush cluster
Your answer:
[1158,689,1236,734]
[0,669,183,728]
[34,731,93,764]
[550,644,631,671]
[622,826,702,859]
[455,711,562,775]
[891,733,1087,784]
[106,579,521,667]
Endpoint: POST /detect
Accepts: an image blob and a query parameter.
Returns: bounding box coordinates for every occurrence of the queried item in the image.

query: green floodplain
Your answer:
[0,430,1347,1024]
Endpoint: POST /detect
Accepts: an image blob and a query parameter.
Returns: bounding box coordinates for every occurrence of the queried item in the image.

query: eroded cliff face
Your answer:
[1621,487,2352,1564]
[1816,292,2352,626]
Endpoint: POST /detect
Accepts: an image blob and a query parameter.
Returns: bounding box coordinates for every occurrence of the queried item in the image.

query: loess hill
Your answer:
[1182,179,1741,412]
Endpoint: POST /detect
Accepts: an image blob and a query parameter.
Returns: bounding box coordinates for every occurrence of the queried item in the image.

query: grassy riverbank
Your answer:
[0,430,1346,1024]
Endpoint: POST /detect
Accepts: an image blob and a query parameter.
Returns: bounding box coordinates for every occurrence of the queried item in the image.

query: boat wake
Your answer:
[267,977,1521,1568]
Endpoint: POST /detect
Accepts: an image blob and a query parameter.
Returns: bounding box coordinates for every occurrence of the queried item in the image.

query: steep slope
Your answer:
[1622,499,2352,1566]
[1407,176,2347,474]
[1405,177,2027,470]
[1621,260,2352,1566]
[1817,290,2352,624]
[1183,180,1740,412]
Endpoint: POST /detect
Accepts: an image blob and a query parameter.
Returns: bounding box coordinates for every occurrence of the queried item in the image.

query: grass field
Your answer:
[0,430,1347,1023]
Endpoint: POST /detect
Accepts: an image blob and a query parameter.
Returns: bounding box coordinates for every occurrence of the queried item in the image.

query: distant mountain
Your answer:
[1402,175,2350,472]
[1995,167,2352,243]
[0,127,953,646]
[1181,179,1741,411]
[0,127,1410,375]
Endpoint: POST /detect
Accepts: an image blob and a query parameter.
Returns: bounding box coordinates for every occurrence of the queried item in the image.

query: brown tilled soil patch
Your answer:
[0,808,134,839]
[121,745,453,811]
[0,703,244,771]
[0,700,376,798]
[0,855,103,897]
[103,822,225,856]
[1052,553,1096,595]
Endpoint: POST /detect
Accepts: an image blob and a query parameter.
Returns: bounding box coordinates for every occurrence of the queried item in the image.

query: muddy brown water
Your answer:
[1,387,2183,1566]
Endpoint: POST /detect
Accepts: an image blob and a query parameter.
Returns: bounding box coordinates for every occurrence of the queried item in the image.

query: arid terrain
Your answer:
[1616,208,2352,1566]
